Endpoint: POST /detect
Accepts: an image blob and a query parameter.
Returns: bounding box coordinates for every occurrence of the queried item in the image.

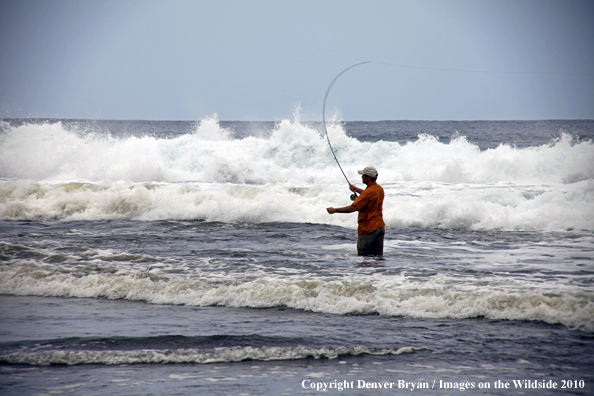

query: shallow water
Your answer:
[1,295,593,395]
[1,118,593,394]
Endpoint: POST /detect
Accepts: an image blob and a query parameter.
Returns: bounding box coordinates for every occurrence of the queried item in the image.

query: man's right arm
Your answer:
[349,184,363,194]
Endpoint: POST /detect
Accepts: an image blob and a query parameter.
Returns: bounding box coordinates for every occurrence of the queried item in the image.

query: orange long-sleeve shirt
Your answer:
[352,183,385,234]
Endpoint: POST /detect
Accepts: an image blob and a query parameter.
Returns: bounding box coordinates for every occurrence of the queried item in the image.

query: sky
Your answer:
[0,0,593,121]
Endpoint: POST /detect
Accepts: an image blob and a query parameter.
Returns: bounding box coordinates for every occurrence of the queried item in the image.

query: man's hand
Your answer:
[327,207,336,214]
[349,184,363,194]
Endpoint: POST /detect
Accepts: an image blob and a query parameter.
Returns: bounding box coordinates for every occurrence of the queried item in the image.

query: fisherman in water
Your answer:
[327,166,385,256]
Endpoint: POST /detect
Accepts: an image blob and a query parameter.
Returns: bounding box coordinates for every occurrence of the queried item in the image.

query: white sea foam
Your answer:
[1,117,592,230]
[0,178,592,231]
[0,345,417,366]
[1,117,592,184]
[1,260,592,330]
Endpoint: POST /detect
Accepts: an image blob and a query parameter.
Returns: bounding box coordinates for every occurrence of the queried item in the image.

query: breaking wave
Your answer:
[1,117,592,184]
[1,259,592,330]
[0,345,417,366]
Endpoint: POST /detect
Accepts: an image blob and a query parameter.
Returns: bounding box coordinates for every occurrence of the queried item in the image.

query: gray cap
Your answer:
[357,166,378,178]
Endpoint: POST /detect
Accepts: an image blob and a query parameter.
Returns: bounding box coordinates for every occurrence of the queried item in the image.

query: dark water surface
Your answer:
[1,294,593,396]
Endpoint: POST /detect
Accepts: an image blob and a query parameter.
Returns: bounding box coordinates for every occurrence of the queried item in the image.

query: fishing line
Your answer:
[321,60,590,199]
[371,61,594,76]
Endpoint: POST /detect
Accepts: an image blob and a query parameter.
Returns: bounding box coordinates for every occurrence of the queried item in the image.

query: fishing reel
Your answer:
[350,193,358,201]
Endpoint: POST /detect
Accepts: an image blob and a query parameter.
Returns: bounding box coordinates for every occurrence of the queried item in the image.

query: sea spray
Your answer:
[1,117,592,184]
[1,179,592,230]
[2,118,593,228]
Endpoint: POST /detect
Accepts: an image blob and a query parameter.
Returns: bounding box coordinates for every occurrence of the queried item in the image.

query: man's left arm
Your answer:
[327,205,358,214]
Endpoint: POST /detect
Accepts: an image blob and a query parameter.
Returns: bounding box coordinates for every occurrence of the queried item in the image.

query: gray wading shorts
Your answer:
[357,226,385,256]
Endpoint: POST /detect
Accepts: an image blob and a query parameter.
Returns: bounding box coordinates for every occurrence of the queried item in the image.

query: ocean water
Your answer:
[0,116,593,395]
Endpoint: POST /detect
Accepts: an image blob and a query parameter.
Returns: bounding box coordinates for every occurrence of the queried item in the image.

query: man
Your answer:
[326,166,385,256]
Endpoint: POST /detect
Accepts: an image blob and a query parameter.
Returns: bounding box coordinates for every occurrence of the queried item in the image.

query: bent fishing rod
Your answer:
[322,61,372,201]
[322,60,589,201]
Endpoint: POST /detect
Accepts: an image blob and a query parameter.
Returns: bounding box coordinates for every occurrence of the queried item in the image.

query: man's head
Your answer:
[358,166,378,182]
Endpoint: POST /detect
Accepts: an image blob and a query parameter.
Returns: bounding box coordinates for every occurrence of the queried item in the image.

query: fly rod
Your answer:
[322,61,372,200]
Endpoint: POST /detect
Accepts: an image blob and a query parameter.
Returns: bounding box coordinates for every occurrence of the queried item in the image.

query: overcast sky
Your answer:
[1,0,593,121]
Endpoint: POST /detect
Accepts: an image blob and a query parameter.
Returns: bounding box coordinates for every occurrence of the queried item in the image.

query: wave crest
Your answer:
[1,118,592,184]
[0,345,417,366]
[1,260,592,330]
